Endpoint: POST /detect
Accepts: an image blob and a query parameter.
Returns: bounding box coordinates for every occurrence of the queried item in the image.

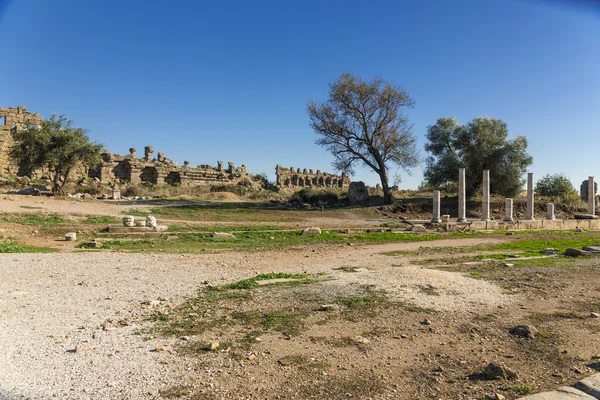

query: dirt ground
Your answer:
[1,195,600,400]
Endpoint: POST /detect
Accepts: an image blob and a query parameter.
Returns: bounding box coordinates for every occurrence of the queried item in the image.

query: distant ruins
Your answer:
[90,146,248,186]
[275,165,350,190]
[0,106,43,174]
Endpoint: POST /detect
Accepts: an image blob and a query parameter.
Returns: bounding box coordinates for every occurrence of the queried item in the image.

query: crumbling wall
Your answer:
[275,165,350,190]
[0,106,43,174]
[89,146,249,187]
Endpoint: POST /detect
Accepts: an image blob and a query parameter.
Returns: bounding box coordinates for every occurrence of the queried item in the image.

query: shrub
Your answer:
[289,188,344,206]
[535,173,577,198]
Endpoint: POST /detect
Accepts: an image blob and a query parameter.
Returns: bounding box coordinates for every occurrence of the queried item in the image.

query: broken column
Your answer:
[432,190,441,223]
[482,170,490,221]
[547,203,555,220]
[588,176,595,216]
[526,172,534,220]
[504,198,513,222]
[458,168,466,222]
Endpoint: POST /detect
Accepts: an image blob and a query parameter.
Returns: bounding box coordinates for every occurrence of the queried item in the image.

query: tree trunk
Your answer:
[379,170,393,205]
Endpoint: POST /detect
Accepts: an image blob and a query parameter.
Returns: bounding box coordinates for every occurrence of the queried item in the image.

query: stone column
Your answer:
[458,168,466,222]
[482,170,490,221]
[526,172,535,220]
[588,176,595,216]
[504,198,513,221]
[432,190,441,223]
[547,203,555,220]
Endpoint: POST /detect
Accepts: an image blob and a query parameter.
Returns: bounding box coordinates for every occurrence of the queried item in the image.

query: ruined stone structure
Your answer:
[90,146,248,187]
[275,165,350,189]
[0,106,43,174]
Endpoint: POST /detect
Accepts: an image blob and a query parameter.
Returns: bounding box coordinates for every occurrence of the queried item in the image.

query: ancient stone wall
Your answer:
[89,146,249,187]
[275,165,350,189]
[0,106,43,174]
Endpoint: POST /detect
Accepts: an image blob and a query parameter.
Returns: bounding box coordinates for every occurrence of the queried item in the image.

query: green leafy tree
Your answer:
[10,114,102,194]
[535,173,577,198]
[424,117,532,197]
[307,73,419,205]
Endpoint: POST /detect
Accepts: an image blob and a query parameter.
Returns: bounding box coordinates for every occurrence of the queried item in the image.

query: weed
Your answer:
[0,241,54,253]
[1,215,64,225]
[504,383,535,395]
[84,216,119,224]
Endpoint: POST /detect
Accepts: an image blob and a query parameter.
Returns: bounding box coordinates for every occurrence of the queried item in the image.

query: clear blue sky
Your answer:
[0,0,598,189]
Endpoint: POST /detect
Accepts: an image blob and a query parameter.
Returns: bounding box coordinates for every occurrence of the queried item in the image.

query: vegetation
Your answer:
[10,114,103,194]
[1,215,64,225]
[308,73,419,205]
[95,230,475,253]
[424,117,533,197]
[0,241,54,253]
[535,173,578,200]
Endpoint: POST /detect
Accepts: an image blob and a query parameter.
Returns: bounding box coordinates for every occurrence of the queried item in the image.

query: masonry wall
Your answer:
[275,165,351,189]
[0,106,43,174]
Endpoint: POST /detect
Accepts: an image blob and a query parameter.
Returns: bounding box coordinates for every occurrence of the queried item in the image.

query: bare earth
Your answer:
[1,195,600,400]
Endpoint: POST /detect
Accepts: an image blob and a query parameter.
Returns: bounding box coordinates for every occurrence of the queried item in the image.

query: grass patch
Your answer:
[0,241,54,253]
[337,290,388,310]
[96,229,485,253]
[1,215,64,225]
[84,216,120,224]
[222,272,312,290]
[504,383,535,395]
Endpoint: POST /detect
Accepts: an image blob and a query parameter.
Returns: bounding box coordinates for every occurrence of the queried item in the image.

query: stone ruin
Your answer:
[89,145,249,187]
[275,165,350,190]
[0,106,43,174]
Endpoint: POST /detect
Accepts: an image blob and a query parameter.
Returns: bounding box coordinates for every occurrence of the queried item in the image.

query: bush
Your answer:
[289,188,345,206]
[535,173,577,198]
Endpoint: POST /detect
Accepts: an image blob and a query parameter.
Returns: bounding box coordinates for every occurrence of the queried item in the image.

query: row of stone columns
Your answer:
[431,170,596,223]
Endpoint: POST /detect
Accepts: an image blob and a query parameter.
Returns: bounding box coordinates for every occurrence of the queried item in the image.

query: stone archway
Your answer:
[140,166,158,185]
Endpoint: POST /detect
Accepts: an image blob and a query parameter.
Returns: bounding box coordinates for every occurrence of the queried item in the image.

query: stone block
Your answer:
[122,216,135,227]
[518,220,544,230]
[64,232,77,241]
[519,387,595,399]
[302,227,322,236]
[470,221,487,231]
[582,246,600,253]
[146,216,157,228]
[574,373,600,398]
[107,225,168,233]
[486,221,502,230]
[411,224,427,233]
[213,232,236,239]
[543,220,564,230]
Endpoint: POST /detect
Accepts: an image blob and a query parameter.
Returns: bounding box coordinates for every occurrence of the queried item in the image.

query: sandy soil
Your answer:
[0,238,510,400]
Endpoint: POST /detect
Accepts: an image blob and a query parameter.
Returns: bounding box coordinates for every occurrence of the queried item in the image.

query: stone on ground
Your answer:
[509,325,538,339]
[565,248,589,257]
[302,227,322,236]
[582,246,600,253]
[212,232,236,239]
[412,224,427,233]
[574,373,600,399]
[519,386,595,399]
[482,362,518,380]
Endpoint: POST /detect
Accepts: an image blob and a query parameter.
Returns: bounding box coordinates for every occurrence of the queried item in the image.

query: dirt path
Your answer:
[0,238,511,400]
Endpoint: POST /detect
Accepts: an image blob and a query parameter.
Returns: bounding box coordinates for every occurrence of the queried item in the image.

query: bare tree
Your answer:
[308,73,418,204]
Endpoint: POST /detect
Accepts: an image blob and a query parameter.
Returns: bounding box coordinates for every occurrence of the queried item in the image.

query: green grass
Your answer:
[222,272,312,289]
[0,241,54,253]
[478,231,600,253]
[504,384,535,395]
[1,215,64,225]
[95,230,482,253]
[337,291,388,310]
[84,216,120,224]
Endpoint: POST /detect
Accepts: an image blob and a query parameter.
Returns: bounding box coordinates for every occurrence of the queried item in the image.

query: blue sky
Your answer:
[0,0,598,189]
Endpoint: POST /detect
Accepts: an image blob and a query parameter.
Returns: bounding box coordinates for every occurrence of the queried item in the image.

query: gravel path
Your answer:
[0,238,512,399]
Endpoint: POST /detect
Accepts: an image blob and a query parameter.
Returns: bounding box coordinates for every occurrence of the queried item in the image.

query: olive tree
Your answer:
[424,117,532,197]
[10,114,102,194]
[307,73,419,204]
